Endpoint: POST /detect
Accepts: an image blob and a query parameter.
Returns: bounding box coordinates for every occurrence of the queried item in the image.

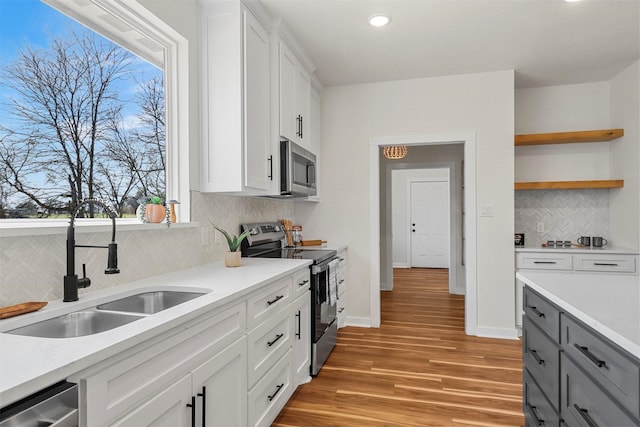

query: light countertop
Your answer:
[0,258,311,406]
[515,246,639,255]
[516,271,640,358]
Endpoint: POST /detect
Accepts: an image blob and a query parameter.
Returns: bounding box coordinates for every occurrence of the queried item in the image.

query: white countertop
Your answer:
[0,258,311,406]
[516,271,640,358]
[515,246,639,255]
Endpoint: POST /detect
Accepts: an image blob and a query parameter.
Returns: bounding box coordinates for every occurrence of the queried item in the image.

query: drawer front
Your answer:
[248,350,293,427]
[573,254,637,273]
[523,318,561,411]
[561,313,640,419]
[523,369,561,427]
[247,278,291,330]
[291,268,311,301]
[517,253,572,271]
[523,287,561,343]
[247,308,292,387]
[561,353,638,427]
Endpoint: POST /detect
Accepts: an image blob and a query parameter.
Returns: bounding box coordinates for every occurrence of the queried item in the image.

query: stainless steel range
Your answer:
[240,222,338,376]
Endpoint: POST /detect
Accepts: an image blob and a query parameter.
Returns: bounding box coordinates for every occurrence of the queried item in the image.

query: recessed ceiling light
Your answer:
[368,14,390,27]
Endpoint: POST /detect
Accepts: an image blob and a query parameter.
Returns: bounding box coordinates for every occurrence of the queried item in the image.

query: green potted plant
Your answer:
[142,196,166,223]
[212,224,252,267]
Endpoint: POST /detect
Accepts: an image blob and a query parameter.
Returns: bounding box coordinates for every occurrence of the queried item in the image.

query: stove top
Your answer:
[240,221,336,264]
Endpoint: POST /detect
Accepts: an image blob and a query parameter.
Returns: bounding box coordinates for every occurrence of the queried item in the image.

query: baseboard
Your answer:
[392,263,410,268]
[475,326,520,340]
[344,316,372,328]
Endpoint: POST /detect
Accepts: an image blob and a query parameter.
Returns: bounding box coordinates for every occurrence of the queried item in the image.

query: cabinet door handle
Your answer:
[295,310,301,339]
[594,262,618,266]
[197,387,206,427]
[298,279,309,287]
[529,348,545,365]
[573,404,599,427]
[338,308,345,313]
[574,344,606,368]
[268,333,285,347]
[527,305,545,318]
[268,155,273,180]
[339,279,345,284]
[186,396,196,427]
[534,261,557,264]
[267,295,284,306]
[527,404,545,426]
[296,115,302,137]
[268,383,284,402]
[300,115,303,138]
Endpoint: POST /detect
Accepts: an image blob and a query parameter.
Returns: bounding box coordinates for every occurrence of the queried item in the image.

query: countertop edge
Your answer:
[516,271,640,359]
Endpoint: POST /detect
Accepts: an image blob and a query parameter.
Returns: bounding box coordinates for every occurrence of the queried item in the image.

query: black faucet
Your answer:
[63,198,120,302]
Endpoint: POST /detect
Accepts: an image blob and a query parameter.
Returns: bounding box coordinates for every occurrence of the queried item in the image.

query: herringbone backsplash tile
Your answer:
[515,189,609,247]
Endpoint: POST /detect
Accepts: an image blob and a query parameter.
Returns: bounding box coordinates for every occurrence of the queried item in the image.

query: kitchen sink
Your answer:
[6,310,145,338]
[96,291,206,314]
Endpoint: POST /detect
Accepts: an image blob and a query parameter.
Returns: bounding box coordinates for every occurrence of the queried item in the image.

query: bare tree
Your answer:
[0,27,164,216]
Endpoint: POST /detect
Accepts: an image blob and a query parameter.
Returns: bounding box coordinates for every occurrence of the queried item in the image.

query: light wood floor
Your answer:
[273,268,525,427]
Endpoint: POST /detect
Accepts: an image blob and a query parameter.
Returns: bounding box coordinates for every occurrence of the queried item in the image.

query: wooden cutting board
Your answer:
[0,302,47,319]
[301,240,327,246]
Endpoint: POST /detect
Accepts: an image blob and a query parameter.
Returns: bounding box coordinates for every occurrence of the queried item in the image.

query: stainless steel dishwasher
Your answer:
[0,381,78,427]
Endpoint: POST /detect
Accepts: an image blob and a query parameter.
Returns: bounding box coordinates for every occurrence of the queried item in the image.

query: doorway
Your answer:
[369,133,477,335]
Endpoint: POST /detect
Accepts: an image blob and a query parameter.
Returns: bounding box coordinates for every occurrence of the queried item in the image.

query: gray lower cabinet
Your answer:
[523,286,640,427]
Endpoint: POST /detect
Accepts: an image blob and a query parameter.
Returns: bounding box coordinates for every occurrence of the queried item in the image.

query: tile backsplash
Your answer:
[515,189,609,248]
[0,192,295,306]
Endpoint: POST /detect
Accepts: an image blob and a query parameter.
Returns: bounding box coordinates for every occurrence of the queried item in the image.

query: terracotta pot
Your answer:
[144,204,166,223]
[225,251,242,267]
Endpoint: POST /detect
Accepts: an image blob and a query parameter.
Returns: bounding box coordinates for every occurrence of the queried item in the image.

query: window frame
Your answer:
[0,0,190,231]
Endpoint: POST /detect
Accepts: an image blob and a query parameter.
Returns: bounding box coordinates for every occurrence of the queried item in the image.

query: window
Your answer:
[0,0,189,226]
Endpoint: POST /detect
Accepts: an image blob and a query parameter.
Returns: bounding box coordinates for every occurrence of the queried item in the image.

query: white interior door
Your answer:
[410,181,450,268]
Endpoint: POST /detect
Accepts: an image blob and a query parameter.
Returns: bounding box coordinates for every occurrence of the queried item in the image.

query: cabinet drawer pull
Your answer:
[593,262,618,266]
[529,349,545,365]
[186,396,196,427]
[267,383,284,402]
[534,261,557,264]
[527,305,546,318]
[338,308,345,313]
[527,404,545,426]
[573,404,599,427]
[268,333,285,347]
[295,311,301,339]
[574,344,606,368]
[339,279,345,284]
[197,386,206,426]
[298,279,309,287]
[267,295,284,306]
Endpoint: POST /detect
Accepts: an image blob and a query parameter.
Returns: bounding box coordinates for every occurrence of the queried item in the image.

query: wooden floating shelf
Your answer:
[515,180,624,190]
[515,129,624,146]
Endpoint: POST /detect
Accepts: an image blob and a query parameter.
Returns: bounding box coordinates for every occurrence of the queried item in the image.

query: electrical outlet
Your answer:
[536,222,545,233]
[200,227,210,246]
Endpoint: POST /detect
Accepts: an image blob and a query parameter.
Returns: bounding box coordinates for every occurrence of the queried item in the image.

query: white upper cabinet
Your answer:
[278,40,311,149]
[201,1,273,194]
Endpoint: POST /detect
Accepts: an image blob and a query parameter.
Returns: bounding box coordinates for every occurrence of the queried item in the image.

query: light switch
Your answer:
[480,204,494,217]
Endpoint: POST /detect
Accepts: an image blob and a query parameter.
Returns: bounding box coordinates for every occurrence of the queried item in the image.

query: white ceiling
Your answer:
[259,0,640,89]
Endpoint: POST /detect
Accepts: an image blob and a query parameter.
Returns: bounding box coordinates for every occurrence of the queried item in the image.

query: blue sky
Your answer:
[0,0,79,66]
[0,0,162,124]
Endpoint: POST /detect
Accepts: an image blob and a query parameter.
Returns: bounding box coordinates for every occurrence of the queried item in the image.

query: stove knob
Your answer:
[274,225,282,232]
[250,227,259,235]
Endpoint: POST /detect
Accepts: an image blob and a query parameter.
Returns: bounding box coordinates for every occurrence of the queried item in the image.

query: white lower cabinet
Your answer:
[291,291,311,385]
[336,249,348,328]
[72,266,311,427]
[191,337,248,427]
[248,350,293,427]
[111,374,193,427]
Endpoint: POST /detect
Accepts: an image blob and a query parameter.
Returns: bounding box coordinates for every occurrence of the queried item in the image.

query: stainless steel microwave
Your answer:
[280,140,317,197]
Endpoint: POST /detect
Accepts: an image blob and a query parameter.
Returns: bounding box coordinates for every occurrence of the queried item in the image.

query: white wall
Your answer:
[515,82,611,182]
[392,168,449,268]
[297,70,516,336]
[609,60,640,250]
